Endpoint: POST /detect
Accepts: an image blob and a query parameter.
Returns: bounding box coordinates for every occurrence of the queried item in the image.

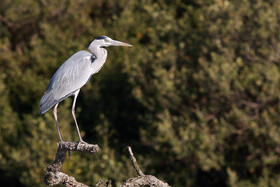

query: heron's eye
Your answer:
[104,39,109,42]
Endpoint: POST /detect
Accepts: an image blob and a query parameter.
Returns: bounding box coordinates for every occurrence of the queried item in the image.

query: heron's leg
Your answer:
[53,103,63,142]
[72,90,84,142]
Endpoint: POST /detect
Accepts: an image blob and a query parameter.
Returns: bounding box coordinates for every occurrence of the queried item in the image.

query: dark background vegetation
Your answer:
[1,0,280,186]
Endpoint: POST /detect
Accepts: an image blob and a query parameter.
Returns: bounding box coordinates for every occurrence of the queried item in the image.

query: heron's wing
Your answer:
[40,50,94,113]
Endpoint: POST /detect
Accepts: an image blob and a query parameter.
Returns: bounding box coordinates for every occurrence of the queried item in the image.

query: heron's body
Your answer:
[40,36,131,142]
[40,49,107,114]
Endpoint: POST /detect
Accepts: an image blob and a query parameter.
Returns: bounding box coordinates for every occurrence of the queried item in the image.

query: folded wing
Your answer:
[40,50,94,114]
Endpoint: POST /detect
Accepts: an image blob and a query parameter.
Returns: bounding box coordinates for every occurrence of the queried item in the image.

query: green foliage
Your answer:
[1,0,280,186]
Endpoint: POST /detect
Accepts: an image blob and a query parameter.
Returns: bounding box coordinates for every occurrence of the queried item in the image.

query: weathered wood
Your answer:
[121,146,171,187]
[44,141,99,186]
[44,143,170,187]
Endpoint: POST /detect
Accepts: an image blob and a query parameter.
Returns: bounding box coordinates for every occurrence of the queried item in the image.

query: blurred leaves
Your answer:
[1,0,280,186]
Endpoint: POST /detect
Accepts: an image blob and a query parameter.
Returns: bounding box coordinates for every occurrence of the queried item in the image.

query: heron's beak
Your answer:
[111,40,133,47]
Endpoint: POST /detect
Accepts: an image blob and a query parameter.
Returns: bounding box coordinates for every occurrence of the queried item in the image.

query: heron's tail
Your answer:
[40,92,57,114]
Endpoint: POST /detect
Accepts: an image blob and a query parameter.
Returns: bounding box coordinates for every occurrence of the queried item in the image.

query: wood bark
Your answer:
[44,142,170,187]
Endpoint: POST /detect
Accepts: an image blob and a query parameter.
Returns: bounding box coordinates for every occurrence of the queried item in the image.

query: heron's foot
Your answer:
[76,139,88,149]
[77,139,86,144]
[57,139,64,146]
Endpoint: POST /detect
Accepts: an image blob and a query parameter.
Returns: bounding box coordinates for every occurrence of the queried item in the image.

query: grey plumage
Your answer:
[40,50,94,114]
[40,36,132,142]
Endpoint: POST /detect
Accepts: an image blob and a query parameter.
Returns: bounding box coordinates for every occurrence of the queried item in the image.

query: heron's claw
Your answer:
[78,139,86,144]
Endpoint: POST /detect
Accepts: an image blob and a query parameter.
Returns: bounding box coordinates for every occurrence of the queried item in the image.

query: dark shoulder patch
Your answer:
[91,55,96,63]
[95,36,107,40]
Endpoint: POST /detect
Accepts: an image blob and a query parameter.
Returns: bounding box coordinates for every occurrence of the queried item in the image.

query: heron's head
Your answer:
[88,36,132,51]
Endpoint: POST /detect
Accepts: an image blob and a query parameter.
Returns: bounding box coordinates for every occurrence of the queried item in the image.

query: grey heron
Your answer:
[40,36,132,142]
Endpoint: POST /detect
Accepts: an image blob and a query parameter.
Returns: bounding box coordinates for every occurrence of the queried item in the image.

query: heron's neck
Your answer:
[89,46,108,73]
[90,46,107,62]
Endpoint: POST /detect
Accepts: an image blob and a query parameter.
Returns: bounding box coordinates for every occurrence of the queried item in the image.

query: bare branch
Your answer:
[45,143,170,187]
[127,146,145,176]
[122,147,171,187]
[95,179,111,187]
[45,171,89,187]
[44,141,99,186]
[95,179,104,186]
[121,175,170,187]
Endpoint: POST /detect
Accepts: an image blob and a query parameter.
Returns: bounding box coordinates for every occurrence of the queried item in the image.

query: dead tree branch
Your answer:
[45,143,170,187]
[121,146,170,187]
[44,141,99,186]
[127,146,145,176]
